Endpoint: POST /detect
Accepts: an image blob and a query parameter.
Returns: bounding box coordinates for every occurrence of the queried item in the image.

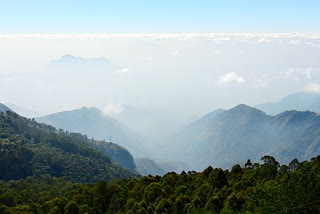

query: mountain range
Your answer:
[170,104,320,170]
[51,54,117,71]
[4,91,320,175]
[256,92,320,115]
[36,106,153,158]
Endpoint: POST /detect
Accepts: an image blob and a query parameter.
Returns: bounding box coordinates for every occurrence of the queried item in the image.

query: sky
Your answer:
[0,1,320,122]
[1,0,320,33]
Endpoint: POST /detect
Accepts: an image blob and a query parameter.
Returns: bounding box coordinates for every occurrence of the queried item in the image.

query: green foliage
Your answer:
[64,201,79,214]
[0,111,138,183]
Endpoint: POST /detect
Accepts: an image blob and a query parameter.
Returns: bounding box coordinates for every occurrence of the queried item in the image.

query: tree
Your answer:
[231,164,243,181]
[288,158,299,171]
[143,183,162,203]
[261,156,280,169]
[64,201,79,214]
[205,196,221,213]
[245,159,252,169]
[209,169,228,189]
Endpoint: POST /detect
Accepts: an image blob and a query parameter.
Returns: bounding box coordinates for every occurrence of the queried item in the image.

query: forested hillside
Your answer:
[36,107,153,158]
[171,104,320,170]
[0,111,138,183]
[1,155,320,213]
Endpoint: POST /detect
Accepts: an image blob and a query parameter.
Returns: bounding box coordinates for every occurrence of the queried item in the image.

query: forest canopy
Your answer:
[0,155,320,213]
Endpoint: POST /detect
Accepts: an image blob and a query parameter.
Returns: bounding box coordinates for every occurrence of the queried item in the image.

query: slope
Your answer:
[256,92,320,115]
[134,158,166,176]
[0,111,138,182]
[0,103,13,113]
[36,107,151,158]
[172,104,320,170]
[4,103,41,118]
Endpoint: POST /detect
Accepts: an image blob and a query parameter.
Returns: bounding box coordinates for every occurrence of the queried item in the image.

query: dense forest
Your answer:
[0,155,320,213]
[0,111,138,183]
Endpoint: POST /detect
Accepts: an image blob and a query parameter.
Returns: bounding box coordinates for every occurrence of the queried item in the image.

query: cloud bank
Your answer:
[219,72,246,84]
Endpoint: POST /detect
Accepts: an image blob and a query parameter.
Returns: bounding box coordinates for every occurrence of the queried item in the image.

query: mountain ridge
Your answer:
[256,92,320,115]
[0,103,13,113]
[36,106,153,158]
[0,111,138,182]
[170,104,320,170]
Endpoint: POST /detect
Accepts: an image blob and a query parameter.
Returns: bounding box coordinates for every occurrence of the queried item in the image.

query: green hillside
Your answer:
[36,107,153,158]
[0,111,138,183]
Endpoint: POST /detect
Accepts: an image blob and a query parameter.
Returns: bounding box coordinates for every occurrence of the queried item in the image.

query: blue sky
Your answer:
[1,0,320,33]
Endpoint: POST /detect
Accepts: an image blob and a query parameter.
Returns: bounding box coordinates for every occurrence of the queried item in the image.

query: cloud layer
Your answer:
[219,72,245,84]
[1,32,320,117]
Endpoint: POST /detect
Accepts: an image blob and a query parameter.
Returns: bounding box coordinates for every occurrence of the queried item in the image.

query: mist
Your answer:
[1,33,320,126]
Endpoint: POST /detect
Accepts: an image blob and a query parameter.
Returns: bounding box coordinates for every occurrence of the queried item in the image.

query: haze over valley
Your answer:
[1,1,320,213]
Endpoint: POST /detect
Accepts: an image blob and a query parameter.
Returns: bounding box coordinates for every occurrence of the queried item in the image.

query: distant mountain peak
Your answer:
[228,104,265,115]
[61,54,77,59]
[57,54,83,62]
[232,104,252,109]
[256,91,320,115]
[275,109,317,121]
[78,106,103,114]
[53,54,113,66]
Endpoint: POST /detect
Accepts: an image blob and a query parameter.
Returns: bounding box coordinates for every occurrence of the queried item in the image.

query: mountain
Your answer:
[256,92,320,115]
[66,132,137,172]
[36,107,152,158]
[4,103,41,118]
[1,104,137,171]
[171,104,320,170]
[50,54,118,71]
[53,54,113,65]
[0,103,13,113]
[134,158,166,176]
[0,111,138,182]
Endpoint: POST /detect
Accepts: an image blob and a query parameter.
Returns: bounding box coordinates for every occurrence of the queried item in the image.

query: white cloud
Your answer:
[218,72,245,84]
[257,38,271,43]
[117,68,129,73]
[305,42,314,45]
[0,33,320,40]
[288,40,299,45]
[304,83,320,93]
[102,104,124,115]
[1,33,320,42]
[285,67,312,79]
